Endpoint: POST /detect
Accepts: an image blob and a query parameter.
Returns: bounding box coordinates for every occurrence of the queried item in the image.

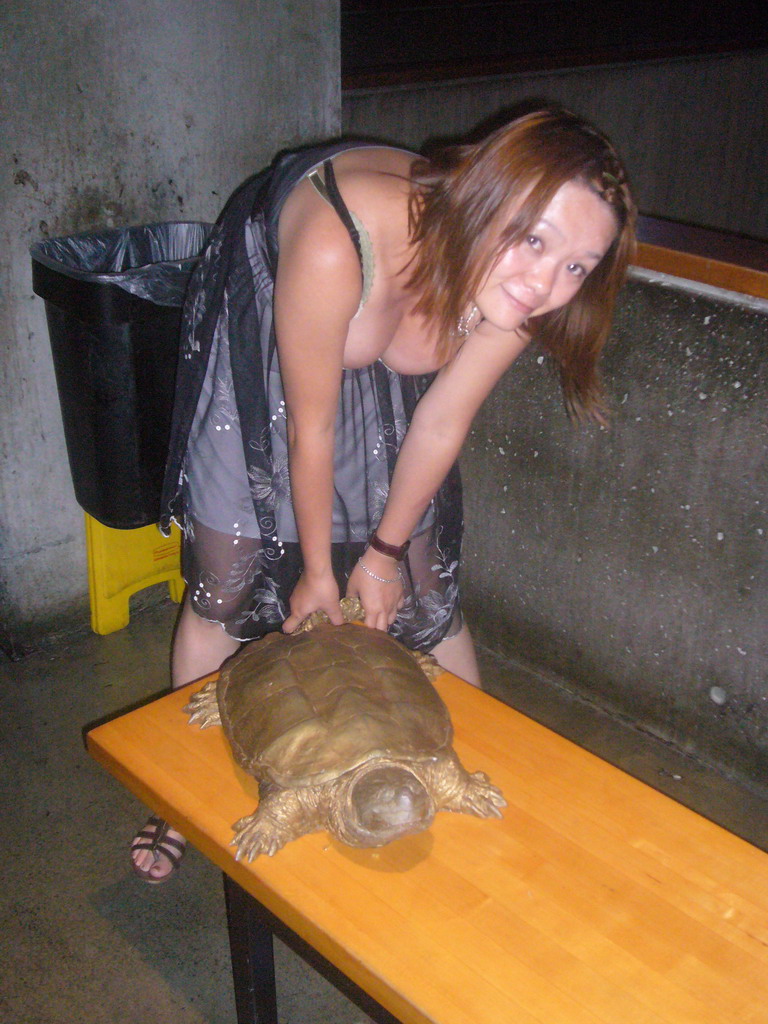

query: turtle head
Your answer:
[330,761,436,848]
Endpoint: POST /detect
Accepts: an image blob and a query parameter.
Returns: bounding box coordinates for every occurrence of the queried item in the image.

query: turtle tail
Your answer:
[406,648,443,683]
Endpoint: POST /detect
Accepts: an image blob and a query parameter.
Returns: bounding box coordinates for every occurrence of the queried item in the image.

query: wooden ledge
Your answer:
[634,215,768,299]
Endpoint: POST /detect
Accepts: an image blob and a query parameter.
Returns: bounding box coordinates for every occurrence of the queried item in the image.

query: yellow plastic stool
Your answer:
[85,513,186,635]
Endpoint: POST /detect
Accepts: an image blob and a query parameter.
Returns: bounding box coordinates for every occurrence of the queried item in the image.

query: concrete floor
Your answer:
[2,595,766,1024]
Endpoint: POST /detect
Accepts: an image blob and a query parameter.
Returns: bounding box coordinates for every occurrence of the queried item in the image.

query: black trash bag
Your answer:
[31,222,212,529]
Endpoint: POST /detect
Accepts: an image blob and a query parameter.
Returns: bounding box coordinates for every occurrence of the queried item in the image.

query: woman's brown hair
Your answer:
[407,106,637,419]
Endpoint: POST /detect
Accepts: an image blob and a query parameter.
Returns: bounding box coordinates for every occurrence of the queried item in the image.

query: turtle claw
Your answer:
[459,771,506,819]
[184,679,221,728]
[231,811,291,860]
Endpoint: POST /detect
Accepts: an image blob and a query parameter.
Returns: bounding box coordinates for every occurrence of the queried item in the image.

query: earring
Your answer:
[455,304,480,339]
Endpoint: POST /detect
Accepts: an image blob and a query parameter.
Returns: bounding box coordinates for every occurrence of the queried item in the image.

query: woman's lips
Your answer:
[503,289,535,317]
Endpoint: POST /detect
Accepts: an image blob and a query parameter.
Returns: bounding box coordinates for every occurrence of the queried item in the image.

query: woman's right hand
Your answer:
[346,552,405,632]
[282,569,344,633]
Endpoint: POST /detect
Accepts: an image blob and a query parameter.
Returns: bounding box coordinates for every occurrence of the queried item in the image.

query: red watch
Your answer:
[368,531,411,561]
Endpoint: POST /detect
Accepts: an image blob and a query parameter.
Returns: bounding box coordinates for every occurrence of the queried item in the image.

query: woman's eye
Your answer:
[526,235,542,251]
[568,263,586,277]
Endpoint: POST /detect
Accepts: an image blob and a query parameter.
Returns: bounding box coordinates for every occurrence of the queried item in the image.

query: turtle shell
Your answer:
[217,623,452,788]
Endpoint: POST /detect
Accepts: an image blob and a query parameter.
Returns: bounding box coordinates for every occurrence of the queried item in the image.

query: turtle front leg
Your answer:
[184,678,222,729]
[450,769,506,818]
[231,785,325,860]
[428,753,506,819]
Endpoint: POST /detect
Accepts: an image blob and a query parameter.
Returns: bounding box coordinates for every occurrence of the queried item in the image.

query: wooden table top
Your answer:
[87,669,768,1024]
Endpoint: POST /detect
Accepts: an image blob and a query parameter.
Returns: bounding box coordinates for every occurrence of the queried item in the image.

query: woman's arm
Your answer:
[275,184,363,632]
[347,321,531,627]
[381,322,531,539]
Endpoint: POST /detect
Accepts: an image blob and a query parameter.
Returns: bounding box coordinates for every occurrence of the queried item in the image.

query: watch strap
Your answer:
[368,531,411,561]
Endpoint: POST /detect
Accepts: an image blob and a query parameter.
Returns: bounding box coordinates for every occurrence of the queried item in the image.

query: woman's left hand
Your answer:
[346,552,404,632]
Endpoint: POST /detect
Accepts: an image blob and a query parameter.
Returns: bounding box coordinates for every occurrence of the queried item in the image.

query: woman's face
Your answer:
[474,180,618,331]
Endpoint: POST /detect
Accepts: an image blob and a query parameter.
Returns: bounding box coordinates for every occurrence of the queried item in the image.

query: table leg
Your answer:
[221,872,402,1024]
[223,872,278,1024]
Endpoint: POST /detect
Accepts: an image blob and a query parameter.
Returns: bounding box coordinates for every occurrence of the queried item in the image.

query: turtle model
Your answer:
[185,598,505,860]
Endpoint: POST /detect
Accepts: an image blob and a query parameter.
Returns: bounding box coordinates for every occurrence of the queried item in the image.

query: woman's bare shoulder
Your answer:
[280,146,409,230]
[333,145,416,173]
[279,146,414,288]
[333,146,415,203]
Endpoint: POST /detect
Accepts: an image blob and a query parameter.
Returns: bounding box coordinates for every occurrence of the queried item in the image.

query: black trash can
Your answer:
[31,222,211,529]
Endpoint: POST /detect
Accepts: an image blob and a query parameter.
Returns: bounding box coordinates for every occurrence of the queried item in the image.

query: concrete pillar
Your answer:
[1,0,339,653]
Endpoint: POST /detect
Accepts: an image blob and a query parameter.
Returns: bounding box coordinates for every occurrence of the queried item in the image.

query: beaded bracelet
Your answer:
[358,559,401,584]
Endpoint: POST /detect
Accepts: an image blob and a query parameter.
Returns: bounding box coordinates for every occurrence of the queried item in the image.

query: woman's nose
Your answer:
[524,260,555,295]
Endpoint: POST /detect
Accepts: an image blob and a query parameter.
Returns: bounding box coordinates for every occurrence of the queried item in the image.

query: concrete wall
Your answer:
[343,51,768,783]
[460,271,768,785]
[1,0,339,654]
[343,49,768,239]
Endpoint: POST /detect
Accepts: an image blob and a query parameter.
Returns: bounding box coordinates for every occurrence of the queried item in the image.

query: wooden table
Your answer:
[87,670,768,1024]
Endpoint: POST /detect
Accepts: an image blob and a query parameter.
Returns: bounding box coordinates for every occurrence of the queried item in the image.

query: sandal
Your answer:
[131,815,187,884]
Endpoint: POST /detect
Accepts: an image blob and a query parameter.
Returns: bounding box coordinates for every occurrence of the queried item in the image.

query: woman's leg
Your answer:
[131,597,240,881]
[171,595,241,689]
[431,622,481,688]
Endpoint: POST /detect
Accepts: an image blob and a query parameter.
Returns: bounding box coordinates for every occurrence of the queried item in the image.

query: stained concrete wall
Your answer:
[1,0,339,654]
[460,272,768,786]
[343,49,768,239]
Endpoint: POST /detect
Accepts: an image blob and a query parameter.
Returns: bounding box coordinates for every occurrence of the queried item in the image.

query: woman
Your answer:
[131,106,636,881]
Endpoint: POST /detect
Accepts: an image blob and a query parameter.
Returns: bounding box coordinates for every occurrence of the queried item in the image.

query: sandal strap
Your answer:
[133,825,186,853]
[132,816,186,867]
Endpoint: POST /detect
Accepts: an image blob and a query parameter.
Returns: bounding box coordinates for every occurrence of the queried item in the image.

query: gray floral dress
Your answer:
[160,142,462,650]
